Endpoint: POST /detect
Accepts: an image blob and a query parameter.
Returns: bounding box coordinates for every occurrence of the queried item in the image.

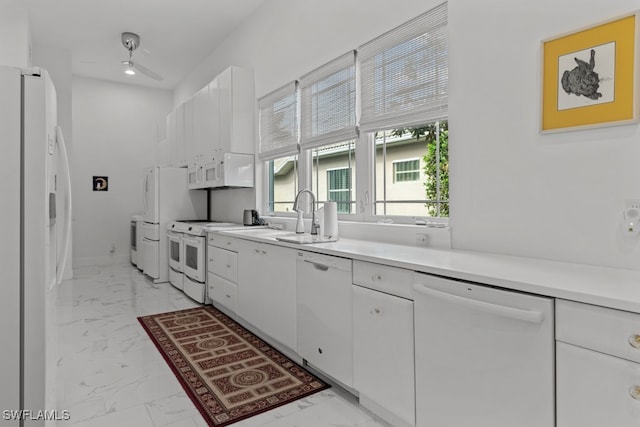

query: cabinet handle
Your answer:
[226,264,231,268]
[227,241,231,245]
[372,274,382,281]
[370,307,381,315]
[254,248,260,253]
[630,386,640,400]
[262,250,267,255]
[226,294,231,299]
[629,334,640,349]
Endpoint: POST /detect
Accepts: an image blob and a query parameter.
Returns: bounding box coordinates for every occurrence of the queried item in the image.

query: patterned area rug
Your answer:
[138,305,329,426]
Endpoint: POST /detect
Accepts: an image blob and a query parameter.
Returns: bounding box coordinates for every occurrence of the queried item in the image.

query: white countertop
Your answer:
[214,229,640,314]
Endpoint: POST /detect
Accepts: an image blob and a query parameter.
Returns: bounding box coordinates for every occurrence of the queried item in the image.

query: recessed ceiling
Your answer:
[25,0,265,89]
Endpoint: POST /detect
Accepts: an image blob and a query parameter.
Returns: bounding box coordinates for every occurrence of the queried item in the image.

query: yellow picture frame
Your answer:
[541,12,639,133]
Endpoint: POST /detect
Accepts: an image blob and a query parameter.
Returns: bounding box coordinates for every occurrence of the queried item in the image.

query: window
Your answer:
[374,121,448,217]
[327,168,352,214]
[393,159,420,182]
[258,82,300,215]
[267,155,299,213]
[311,140,356,215]
[260,3,448,222]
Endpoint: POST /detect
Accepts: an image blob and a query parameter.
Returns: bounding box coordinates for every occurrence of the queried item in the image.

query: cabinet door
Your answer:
[557,341,640,427]
[180,98,192,167]
[175,102,185,166]
[353,285,415,427]
[261,245,297,351]
[209,272,237,314]
[236,240,262,328]
[218,66,254,154]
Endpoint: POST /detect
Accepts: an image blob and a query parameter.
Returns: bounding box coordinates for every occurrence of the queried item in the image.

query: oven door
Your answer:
[183,234,205,283]
[167,230,183,273]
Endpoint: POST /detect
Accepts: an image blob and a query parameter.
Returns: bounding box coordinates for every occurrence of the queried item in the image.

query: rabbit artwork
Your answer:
[560,49,602,100]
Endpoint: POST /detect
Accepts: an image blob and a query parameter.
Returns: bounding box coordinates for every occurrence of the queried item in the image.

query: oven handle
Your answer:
[182,235,204,245]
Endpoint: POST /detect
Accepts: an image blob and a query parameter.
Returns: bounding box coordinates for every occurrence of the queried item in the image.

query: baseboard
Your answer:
[359,394,415,427]
[74,254,130,268]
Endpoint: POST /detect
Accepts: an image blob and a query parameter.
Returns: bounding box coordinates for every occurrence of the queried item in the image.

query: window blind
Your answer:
[258,81,299,160]
[299,51,357,150]
[359,2,448,132]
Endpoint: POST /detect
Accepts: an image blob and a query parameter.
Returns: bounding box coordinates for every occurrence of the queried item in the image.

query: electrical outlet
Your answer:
[626,199,640,210]
[415,233,429,246]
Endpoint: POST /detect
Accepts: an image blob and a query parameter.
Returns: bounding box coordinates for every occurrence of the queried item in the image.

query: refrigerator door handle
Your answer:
[413,283,544,324]
[55,125,72,285]
[143,173,148,215]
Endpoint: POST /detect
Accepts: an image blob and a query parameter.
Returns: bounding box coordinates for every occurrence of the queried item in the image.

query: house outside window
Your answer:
[327,167,352,214]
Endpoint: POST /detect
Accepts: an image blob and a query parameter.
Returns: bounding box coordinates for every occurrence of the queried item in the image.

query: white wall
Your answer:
[0,0,31,68]
[176,0,640,270]
[72,77,171,266]
[448,0,640,270]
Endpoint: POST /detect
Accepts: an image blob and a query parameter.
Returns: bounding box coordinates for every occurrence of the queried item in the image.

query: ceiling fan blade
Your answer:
[132,62,163,81]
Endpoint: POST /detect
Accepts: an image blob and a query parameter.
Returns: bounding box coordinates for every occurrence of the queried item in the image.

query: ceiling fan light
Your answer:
[125,67,136,76]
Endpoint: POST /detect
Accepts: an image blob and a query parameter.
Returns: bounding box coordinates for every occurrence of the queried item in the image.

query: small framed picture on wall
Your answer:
[541,11,639,132]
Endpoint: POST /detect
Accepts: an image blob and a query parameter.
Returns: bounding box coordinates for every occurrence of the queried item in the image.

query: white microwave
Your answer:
[203,152,254,189]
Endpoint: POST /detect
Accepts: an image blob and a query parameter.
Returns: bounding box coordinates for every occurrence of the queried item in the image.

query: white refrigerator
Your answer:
[0,67,72,425]
[141,166,206,283]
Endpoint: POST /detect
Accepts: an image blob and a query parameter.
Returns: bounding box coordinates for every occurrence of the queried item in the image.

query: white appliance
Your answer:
[130,214,142,266]
[413,273,554,427]
[142,166,207,283]
[167,221,244,303]
[189,153,254,190]
[0,67,72,426]
[297,251,353,387]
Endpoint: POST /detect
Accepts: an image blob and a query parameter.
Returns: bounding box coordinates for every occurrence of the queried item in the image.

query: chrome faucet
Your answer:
[293,188,319,235]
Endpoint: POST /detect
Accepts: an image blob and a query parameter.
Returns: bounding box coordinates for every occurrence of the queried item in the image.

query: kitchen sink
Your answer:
[275,234,338,244]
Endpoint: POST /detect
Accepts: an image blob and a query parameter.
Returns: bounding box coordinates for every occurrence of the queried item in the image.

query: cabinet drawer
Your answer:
[209,272,237,314]
[208,233,238,251]
[353,260,413,300]
[556,299,640,363]
[211,247,238,283]
[557,341,640,427]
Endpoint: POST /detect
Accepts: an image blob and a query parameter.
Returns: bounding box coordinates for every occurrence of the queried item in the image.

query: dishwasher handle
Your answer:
[304,259,330,271]
[414,283,544,324]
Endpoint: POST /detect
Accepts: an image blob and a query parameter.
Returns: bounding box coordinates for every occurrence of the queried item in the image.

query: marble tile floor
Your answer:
[56,263,392,427]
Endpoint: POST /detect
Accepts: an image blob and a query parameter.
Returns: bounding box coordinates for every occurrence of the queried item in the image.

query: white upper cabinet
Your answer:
[175,103,185,166]
[218,66,254,154]
[165,65,255,189]
[180,98,191,168]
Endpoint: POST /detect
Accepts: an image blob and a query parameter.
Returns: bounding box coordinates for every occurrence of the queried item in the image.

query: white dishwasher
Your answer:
[297,251,353,388]
[413,272,555,427]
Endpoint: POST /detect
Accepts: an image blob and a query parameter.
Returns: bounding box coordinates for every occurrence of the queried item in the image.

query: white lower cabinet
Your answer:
[208,272,237,313]
[353,284,415,427]
[556,299,640,426]
[557,341,640,426]
[237,240,297,351]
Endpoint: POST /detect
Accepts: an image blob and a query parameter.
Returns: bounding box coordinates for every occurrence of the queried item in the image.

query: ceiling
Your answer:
[24,0,265,90]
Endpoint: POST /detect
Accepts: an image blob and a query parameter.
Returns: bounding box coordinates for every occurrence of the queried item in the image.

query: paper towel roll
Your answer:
[323,201,338,238]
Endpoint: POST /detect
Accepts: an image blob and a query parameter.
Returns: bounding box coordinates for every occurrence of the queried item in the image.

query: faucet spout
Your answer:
[293,188,319,235]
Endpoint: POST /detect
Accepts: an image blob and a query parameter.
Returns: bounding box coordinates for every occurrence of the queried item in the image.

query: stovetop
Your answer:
[167,220,246,235]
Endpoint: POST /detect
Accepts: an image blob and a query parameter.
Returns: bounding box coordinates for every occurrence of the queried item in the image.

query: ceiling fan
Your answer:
[121,32,163,81]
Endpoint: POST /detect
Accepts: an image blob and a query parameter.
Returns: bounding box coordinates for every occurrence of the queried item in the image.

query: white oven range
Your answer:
[167,220,245,303]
